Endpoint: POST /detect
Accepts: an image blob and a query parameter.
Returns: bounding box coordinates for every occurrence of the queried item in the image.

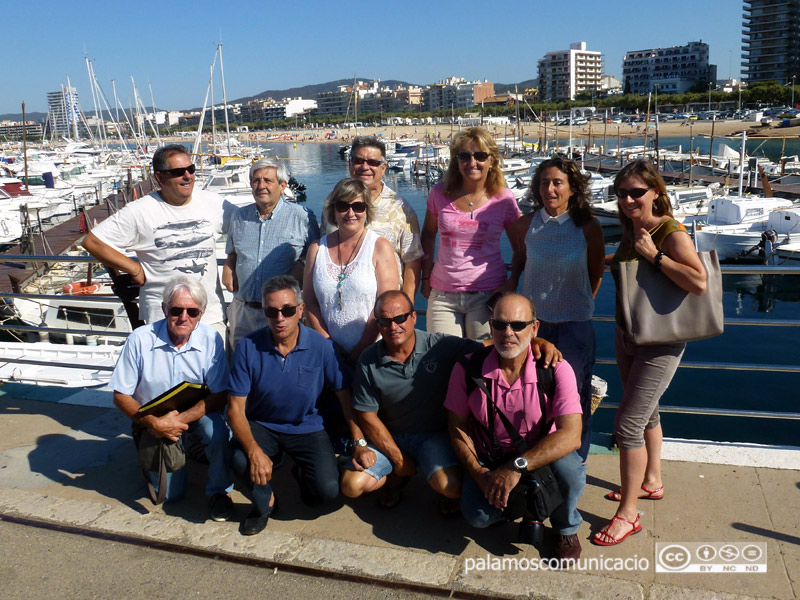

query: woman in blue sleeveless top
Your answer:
[510,157,605,462]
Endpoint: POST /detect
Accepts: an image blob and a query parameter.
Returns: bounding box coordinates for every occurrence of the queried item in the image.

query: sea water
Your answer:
[254,141,800,447]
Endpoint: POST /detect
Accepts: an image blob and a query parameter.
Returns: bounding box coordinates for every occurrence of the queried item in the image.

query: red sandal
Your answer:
[605,484,664,502]
[592,514,642,546]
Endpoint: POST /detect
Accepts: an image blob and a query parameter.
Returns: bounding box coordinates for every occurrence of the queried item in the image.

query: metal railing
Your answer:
[0,254,797,423]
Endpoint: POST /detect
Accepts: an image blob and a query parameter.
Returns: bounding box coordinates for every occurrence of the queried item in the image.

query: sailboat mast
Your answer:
[218,43,231,156]
[210,63,217,156]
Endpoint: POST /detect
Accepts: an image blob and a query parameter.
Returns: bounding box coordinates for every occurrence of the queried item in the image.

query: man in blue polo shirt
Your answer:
[111,275,233,519]
[227,275,367,535]
[222,158,319,349]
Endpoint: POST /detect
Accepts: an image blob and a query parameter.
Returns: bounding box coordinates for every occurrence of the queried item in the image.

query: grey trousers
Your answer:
[614,326,685,450]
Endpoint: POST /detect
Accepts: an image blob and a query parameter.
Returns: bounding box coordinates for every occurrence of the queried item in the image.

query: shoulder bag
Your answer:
[619,249,724,345]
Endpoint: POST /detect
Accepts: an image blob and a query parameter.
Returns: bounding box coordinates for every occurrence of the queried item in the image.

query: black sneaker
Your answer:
[209,493,234,522]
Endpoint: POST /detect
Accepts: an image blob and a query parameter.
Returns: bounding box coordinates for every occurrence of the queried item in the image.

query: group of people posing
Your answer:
[81,130,707,562]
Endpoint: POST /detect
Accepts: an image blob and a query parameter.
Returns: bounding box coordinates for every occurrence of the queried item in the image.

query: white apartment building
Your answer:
[538,42,603,102]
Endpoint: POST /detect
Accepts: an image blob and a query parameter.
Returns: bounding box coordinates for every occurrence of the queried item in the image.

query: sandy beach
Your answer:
[196,119,800,146]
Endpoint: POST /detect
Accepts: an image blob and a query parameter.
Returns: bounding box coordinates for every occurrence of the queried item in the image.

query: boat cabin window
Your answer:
[56,306,117,328]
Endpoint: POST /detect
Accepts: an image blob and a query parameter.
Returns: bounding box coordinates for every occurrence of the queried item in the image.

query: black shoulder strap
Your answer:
[535,358,556,434]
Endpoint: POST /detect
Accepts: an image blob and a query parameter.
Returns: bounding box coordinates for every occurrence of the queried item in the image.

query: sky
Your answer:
[1,0,745,117]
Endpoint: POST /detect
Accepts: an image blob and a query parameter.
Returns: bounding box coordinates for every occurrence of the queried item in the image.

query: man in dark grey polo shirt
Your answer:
[340,290,560,513]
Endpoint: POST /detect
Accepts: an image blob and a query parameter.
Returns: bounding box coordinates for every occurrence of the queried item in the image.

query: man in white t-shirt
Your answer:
[82,145,227,338]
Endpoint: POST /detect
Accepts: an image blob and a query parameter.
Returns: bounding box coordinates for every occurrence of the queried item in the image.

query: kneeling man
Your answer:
[111,275,233,519]
[446,294,586,560]
[226,275,358,535]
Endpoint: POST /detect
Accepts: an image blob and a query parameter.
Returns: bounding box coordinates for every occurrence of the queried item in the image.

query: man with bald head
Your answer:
[341,290,561,515]
[445,293,586,561]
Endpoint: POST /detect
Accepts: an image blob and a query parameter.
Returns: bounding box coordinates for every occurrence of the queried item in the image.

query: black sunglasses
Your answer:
[457,151,490,163]
[490,318,535,332]
[375,312,413,328]
[168,306,202,318]
[615,187,651,199]
[158,164,196,178]
[334,200,368,213]
[351,156,384,167]
[264,304,298,318]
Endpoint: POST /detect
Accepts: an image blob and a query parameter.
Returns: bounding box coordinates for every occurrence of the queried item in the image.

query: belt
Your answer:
[240,300,262,309]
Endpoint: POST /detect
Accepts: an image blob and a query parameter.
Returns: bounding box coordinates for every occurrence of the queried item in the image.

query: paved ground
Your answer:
[0,383,798,600]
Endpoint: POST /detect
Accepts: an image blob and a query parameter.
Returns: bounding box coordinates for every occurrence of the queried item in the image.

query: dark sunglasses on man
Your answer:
[168,306,202,318]
[490,318,535,332]
[264,304,299,318]
[350,156,384,167]
[375,312,413,328]
[158,164,196,178]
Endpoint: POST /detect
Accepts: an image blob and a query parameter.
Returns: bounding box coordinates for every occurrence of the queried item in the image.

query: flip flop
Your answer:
[592,514,642,546]
[376,476,410,510]
[605,484,664,502]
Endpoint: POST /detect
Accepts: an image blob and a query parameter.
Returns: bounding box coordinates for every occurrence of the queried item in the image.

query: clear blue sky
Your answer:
[2,0,744,116]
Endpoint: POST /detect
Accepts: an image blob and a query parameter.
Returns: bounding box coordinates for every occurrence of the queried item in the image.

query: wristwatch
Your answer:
[513,456,529,472]
[354,438,368,448]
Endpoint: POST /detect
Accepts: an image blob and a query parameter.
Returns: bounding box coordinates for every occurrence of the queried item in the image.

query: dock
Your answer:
[0,177,156,294]
[0,383,797,600]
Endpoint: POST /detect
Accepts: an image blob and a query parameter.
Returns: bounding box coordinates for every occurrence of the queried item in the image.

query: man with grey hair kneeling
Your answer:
[111,274,234,520]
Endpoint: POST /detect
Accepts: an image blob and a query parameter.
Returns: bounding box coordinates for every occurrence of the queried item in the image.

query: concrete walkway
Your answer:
[0,383,797,600]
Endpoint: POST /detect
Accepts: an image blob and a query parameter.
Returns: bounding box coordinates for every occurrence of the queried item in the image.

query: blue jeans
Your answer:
[231,421,339,515]
[538,320,596,461]
[344,430,459,481]
[145,411,233,502]
[460,450,586,535]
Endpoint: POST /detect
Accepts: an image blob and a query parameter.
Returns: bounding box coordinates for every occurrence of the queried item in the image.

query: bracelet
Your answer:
[132,264,142,278]
[653,251,665,271]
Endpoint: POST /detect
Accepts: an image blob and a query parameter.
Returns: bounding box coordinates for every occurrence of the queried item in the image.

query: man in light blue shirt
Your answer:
[222,158,319,349]
[111,275,234,520]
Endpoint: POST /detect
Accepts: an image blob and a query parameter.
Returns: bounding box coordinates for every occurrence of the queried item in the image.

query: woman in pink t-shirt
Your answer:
[420,127,522,340]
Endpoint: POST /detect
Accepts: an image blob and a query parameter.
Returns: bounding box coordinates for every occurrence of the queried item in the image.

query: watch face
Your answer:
[355,438,368,447]
[514,457,528,469]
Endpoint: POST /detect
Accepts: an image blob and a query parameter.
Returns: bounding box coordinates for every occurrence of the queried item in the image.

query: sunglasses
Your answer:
[264,304,298,318]
[168,306,202,318]
[158,164,196,178]
[615,187,651,199]
[457,151,490,163]
[351,156,384,167]
[375,312,413,328]
[490,319,535,332]
[334,200,368,213]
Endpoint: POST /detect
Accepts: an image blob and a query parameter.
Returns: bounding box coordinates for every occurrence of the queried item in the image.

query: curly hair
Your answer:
[529,157,593,226]
[442,127,506,197]
[613,160,672,237]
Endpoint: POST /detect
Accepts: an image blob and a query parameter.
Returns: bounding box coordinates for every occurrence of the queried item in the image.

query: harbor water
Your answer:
[262,140,798,449]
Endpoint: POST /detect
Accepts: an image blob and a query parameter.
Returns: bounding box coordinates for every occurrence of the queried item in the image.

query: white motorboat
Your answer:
[0,342,120,387]
[694,197,798,260]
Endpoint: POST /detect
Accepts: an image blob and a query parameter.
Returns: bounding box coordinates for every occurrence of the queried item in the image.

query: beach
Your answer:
[180,119,800,146]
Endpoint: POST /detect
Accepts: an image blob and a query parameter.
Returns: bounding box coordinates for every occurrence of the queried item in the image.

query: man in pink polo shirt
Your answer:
[445,293,586,562]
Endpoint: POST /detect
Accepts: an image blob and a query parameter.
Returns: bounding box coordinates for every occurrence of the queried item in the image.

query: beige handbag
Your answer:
[619,250,724,345]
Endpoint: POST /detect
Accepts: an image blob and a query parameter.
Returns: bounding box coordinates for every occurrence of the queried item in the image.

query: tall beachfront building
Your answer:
[537,42,603,102]
[622,41,717,95]
[46,86,81,137]
[742,0,800,83]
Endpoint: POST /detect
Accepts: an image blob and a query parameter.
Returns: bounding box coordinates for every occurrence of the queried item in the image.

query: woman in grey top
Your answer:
[510,157,604,462]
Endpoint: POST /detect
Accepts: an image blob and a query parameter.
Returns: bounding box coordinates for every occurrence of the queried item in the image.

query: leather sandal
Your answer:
[605,484,664,502]
[592,514,642,546]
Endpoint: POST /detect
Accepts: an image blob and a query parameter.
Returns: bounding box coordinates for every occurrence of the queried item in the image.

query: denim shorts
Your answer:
[346,430,459,481]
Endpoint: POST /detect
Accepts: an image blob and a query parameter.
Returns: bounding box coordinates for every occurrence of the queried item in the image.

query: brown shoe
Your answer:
[554,534,582,561]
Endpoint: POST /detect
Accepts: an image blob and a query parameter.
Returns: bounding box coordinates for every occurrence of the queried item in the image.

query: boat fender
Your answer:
[63,281,101,295]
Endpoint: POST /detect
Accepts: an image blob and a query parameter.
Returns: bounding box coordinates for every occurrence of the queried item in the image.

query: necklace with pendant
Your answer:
[336,228,365,310]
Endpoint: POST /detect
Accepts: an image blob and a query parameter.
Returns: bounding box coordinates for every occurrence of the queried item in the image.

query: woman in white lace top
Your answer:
[303,179,398,365]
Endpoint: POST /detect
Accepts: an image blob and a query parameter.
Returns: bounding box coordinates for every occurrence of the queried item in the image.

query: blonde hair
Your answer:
[442,127,506,197]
